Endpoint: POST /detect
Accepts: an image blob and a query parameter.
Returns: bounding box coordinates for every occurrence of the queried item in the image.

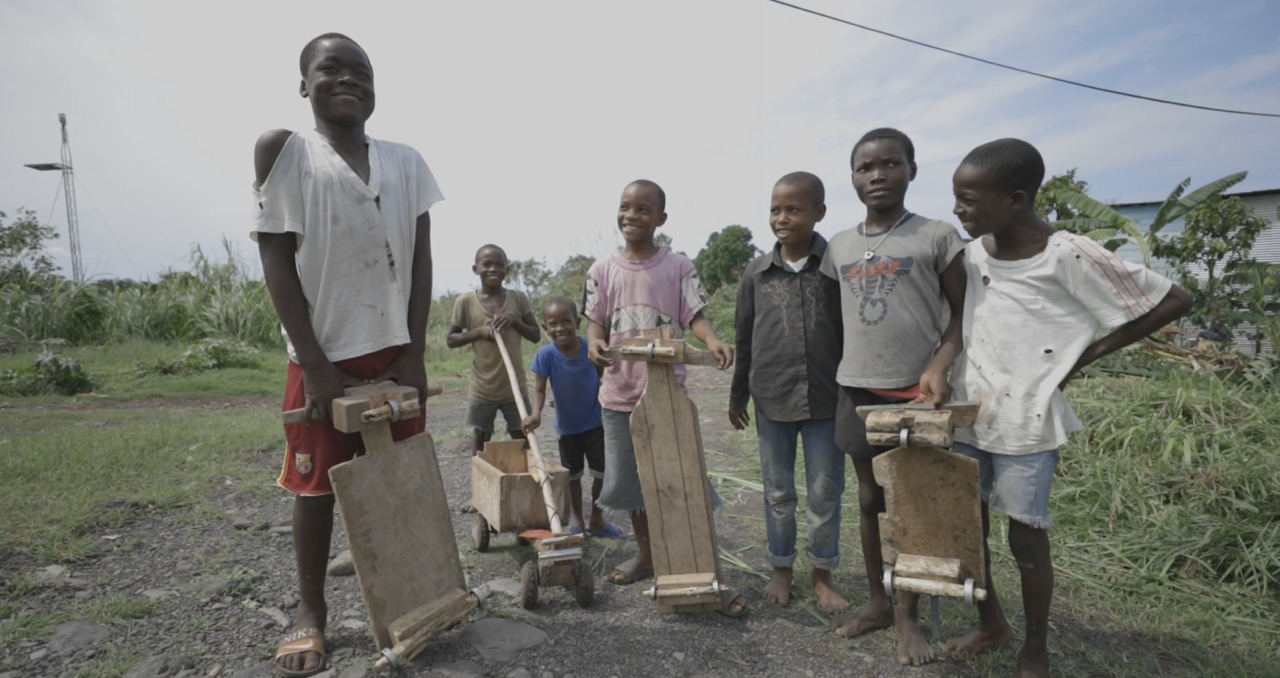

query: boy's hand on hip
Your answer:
[707,339,734,370]
[588,339,613,368]
[521,414,540,435]
[728,408,749,430]
[300,362,362,423]
[374,351,429,402]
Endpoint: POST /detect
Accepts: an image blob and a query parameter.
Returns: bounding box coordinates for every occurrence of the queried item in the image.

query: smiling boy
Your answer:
[729,172,845,613]
[253,33,441,677]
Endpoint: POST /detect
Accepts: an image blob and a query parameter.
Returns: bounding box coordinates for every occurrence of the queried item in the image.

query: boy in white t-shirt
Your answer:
[918,138,1190,678]
[252,33,442,677]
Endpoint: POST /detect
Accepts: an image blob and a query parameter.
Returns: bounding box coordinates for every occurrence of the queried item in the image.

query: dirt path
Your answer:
[1,369,960,678]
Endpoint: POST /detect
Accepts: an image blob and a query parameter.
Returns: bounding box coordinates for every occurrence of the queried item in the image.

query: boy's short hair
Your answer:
[541,296,578,320]
[775,171,825,206]
[960,138,1046,199]
[627,179,666,211]
[851,127,916,167]
[475,244,507,263]
[299,32,369,76]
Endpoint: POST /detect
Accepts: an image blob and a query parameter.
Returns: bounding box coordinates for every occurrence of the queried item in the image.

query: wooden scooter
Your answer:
[284,382,484,669]
[610,327,728,613]
[857,400,986,640]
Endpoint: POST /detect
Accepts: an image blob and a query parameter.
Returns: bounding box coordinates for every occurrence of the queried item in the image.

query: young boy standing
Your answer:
[820,128,966,666]
[447,244,540,453]
[728,172,846,613]
[926,138,1190,678]
[522,297,622,537]
[253,33,441,677]
[584,179,745,616]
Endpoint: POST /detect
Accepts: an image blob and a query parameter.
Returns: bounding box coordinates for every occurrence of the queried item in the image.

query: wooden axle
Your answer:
[281,383,441,430]
[374,586,485,670]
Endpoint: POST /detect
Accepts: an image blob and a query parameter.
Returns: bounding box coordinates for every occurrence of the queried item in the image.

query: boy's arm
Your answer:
[587,319,613,367]
[522,374,549,434]
[254,130,358,422]
[728,275,754,429]
[690,311,733,370]
[1062,284,1191,389]
[373,211,432,399]
[492,293,540,343]
[446,298,495,349]
[916,253,967,407]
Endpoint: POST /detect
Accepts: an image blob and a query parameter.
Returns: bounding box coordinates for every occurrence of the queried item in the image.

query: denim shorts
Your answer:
[599,407,722,513]
[950,441,1059,529]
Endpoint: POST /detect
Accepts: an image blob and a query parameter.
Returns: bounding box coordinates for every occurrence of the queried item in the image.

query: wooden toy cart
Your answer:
[857,401,986,639]
[284,382,484,670]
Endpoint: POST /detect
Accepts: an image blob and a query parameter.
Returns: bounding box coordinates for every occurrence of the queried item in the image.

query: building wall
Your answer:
[1110,190,1278,355]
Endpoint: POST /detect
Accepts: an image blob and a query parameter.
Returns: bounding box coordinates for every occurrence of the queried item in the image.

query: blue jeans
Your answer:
[757,415,844,571]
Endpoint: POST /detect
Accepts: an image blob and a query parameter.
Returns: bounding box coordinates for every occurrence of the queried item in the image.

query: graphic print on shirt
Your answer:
[762,277,795,336]
[839,255,913,326]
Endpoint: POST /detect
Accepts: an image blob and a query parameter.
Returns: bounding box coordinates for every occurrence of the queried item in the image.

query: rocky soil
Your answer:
[1,369,967,678]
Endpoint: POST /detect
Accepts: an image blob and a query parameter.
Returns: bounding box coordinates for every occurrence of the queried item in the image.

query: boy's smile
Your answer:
[301,38,376,126]
[852,139,915,212]
[952,163,1011,238]
[473,248,508,289]
[617,183,667,245]
[770,183,825,251]
[542,306,579,351]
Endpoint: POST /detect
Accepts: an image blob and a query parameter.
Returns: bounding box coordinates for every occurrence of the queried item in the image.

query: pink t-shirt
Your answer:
[584,249,709,412]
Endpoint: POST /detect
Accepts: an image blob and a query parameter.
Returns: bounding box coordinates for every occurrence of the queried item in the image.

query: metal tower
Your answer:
[24,114,83,283]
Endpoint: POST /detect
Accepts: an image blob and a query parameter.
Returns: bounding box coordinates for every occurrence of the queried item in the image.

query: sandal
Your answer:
[607,556,653,585]
[718,589,748,618]
[274,627,326,677]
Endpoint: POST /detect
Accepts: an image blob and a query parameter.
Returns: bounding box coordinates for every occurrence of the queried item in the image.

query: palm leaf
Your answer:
[1162,171,1250,227]
[1049,189,1128,226]
[1150,177,1192,231]
[1057,218,1118,234]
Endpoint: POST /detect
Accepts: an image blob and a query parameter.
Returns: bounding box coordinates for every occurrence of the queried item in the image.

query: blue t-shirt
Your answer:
[529,338,603,435]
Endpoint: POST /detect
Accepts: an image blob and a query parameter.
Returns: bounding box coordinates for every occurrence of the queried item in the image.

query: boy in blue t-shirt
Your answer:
[523,297,622,537]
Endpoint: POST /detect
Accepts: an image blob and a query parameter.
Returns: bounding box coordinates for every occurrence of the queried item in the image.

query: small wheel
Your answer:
[882,566,895,598]
[472,514,490,552]
[520,561,539,610]
[573,558,594,608]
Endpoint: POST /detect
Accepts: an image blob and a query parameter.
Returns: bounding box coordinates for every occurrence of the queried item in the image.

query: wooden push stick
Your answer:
[282,385,442,425]
[493,334,565,535]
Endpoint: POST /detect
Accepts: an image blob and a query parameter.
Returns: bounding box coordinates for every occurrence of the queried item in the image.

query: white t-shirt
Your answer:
[251,130,444,362]
[952,232,1173,455]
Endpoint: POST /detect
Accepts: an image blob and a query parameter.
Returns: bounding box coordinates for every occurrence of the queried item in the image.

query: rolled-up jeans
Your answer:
[757,414,844,571]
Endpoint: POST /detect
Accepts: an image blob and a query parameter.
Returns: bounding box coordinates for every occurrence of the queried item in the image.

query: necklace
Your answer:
[862,211,913,260]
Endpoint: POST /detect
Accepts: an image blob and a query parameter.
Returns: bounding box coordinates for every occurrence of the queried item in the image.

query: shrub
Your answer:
[0,350,95,396]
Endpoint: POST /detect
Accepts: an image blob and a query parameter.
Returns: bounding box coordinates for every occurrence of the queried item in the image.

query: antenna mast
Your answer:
[58,114,83,284]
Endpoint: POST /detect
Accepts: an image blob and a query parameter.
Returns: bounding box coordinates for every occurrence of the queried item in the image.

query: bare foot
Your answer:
[1015,640,1050,678]
[945,622,1015,661]
[831,600,893,637]
[761,567,793,606]
[895,613,935,666]
[811,568,848,615]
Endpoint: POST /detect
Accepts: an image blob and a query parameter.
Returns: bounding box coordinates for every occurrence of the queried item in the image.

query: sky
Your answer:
[2,0,1278,295]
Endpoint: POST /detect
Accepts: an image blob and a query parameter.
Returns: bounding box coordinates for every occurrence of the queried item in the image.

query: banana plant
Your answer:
[1042,171,1248,267]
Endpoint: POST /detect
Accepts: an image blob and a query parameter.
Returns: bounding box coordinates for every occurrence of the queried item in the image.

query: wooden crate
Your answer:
[470,439,569,533]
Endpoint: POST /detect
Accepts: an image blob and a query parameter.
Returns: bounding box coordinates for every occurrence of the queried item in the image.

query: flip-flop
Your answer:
[718,589,748,618]
[607,556,653,585]
[568,524,584,535]
[587,522,626,539]
[274,627,326,677]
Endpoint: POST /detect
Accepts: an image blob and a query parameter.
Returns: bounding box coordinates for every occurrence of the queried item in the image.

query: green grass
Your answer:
[0,406,281,562]
[707,371,1280,677]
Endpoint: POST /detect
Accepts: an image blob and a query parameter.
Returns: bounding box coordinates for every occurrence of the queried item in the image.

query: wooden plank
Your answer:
[872,446,985,587]
[480,440,528,474]
[332,384,420,433]
[630,357,721,594]
[855,401,980,427]
[895,553,962,581]
[330,432,465,649]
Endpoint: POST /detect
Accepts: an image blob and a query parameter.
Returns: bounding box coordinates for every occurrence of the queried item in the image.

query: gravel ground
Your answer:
[1,369,969,678]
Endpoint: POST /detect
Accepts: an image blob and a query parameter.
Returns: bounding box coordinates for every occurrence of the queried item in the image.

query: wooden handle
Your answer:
[493,334,565,535]
[283,385,442,424]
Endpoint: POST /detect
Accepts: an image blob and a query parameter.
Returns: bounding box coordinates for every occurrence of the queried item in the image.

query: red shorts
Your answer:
[276,346,425,496]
